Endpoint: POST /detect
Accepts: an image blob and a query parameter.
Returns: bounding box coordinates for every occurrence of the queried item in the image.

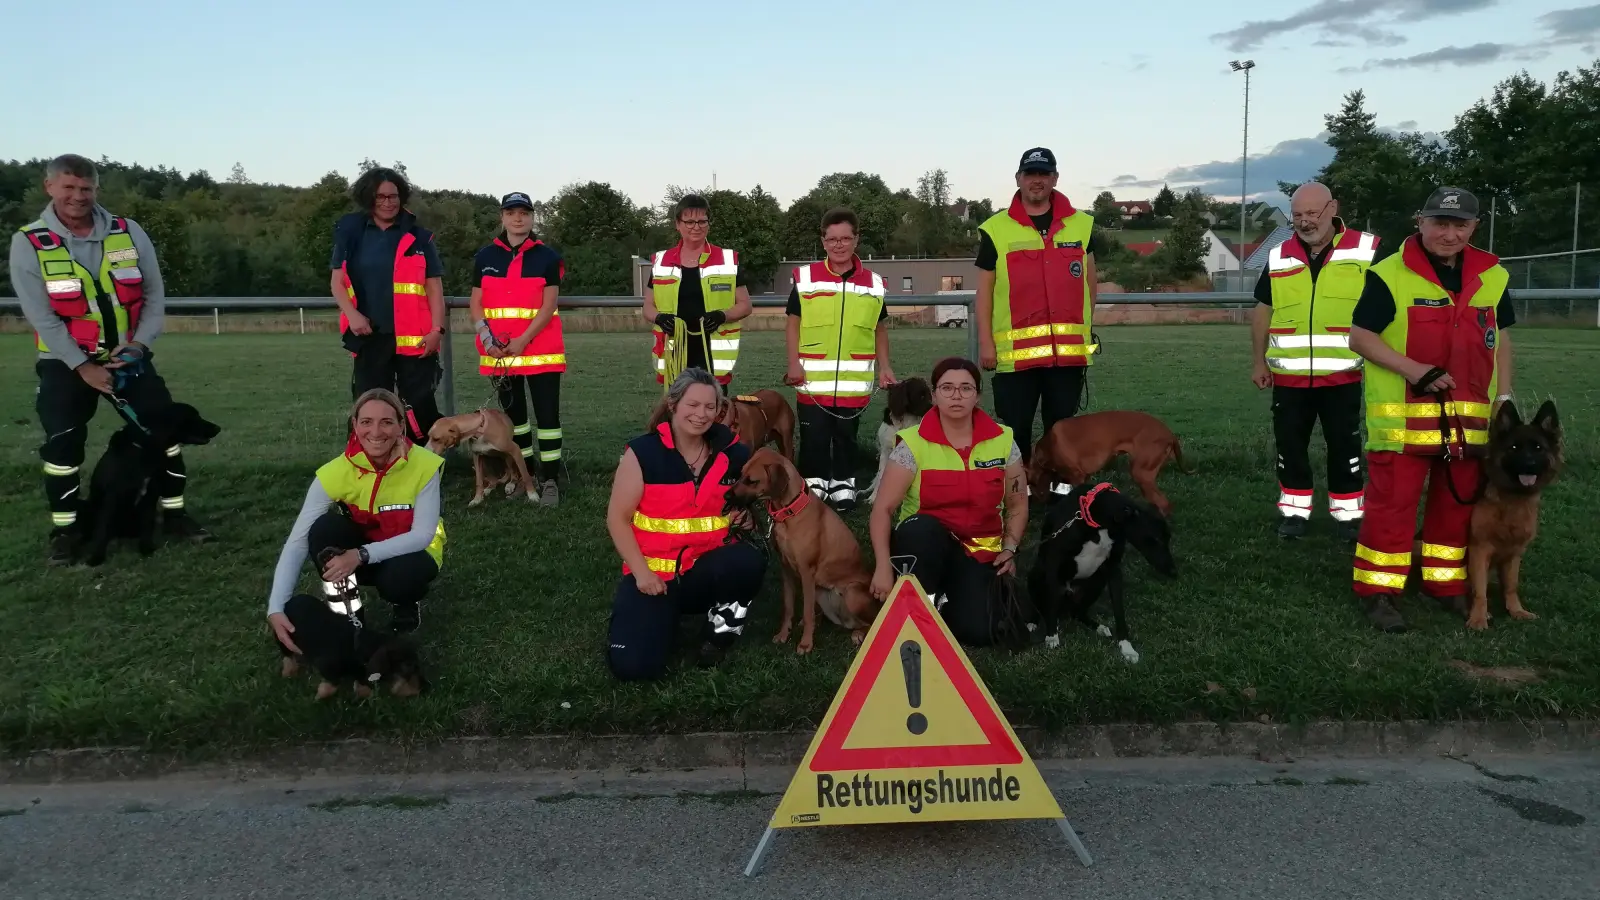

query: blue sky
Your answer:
[3,0,1597,211]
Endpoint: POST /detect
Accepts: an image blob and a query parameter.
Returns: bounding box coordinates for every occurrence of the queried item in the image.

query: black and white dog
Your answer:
[1027,482,1177,664]
[861,377,933,504]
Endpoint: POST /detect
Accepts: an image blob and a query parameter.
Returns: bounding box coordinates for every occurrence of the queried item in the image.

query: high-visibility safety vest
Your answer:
[792,258,885,408]
[895,409,1014,562]
[477,237,566,376]
[624,422,746,580]
[1264,222,1377,388]
[338,223,433,357]
[649,242,742,384]
[978,191,1098,373]
[21,217,145,357]
[315,436,447,566]
[1363,235,1506,456]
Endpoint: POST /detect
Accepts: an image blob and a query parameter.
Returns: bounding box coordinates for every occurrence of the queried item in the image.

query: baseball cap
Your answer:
[1419,186,1479,220]
[500,192,534,210]
[1018,147,1057,175]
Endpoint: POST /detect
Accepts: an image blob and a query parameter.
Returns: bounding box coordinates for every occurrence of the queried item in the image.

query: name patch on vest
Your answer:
[376,504,413,513]
[105,248,139,263]
[1056,241,1082,249]
[973,457,1006,469]
[710,283,732,292]
[1412,297,1450,308]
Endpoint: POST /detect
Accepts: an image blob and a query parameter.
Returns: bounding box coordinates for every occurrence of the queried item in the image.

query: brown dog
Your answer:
[1466,399,1562,631]
[721,389,796,460]
[425,408,538,506]
[725,447,880,652]
[1027,410,1193,517]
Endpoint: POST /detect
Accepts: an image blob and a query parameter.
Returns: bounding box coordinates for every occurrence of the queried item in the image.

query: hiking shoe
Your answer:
[392,602,420,634]
[1277,517,1308,539]
[540,479,559,507]
[1364,596,1407,633]
[1335,520,1362,543]
[47,530,79,567]
[164,514,215,544]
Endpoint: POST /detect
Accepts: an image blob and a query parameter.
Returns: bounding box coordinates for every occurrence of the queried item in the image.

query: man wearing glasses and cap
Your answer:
[1250,181,1378,542]
[1346,186,1518,633]
[975,147,1103,495]
[469,192,567,503]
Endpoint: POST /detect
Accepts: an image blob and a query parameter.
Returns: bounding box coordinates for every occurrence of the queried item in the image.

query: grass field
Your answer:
[2,326,1597,755]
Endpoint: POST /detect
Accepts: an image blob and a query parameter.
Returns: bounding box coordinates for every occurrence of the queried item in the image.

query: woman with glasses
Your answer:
[867,357,1028,646]
[642,194,752,392]
[328,167,446,443]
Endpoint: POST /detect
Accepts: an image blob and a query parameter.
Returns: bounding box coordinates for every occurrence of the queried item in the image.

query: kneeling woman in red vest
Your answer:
[266,389,445,651]
[606,368,766,680]
[868,357,1029,646]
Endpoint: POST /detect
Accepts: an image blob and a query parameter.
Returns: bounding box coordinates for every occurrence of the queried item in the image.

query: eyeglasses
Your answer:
[679,218,710,228]
[822,236,855,246]
[1291,200,1334,222]
[936,383,977,397]
[376,192,400,202]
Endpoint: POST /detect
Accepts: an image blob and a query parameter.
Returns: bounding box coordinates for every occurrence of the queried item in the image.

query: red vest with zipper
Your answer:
[902,409,1009,562]
[477,237,567,375]
[339,228,431,356]
[624,422,746,581]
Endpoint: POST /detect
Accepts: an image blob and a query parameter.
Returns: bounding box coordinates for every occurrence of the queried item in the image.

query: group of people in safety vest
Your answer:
[12,149,1521,659]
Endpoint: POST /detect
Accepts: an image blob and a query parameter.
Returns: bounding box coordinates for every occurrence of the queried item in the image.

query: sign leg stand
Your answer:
[743,826,777,877]
[1056,818,1094,867]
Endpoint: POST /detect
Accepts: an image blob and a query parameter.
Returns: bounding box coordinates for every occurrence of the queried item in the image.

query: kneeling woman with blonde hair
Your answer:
[266,388,446,652]
[605,368,765,680]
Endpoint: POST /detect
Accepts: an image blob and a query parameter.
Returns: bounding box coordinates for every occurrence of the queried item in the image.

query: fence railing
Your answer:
[5,290,1598,417]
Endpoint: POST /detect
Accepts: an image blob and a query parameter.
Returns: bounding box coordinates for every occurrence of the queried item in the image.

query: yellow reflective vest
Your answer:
[1264,222,1376,387]
[792,258,884,408]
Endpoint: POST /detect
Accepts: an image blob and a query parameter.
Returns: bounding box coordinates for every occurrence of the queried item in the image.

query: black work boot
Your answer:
[47,528,79,567]
[1277,516,1308,539]
[1335,519,1363,543]
[164,513,215,544]
[1364,596,1408,633]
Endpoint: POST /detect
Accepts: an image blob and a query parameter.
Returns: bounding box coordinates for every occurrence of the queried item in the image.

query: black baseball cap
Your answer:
[1018,147,1057,174]
[500,192,534,210]
[1419,186,1479,220]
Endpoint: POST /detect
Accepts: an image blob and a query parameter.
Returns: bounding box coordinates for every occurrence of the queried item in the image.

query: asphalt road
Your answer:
[2,753,1597,899]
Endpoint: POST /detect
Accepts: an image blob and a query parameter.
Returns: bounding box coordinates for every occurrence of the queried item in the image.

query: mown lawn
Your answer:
[1,325,1596,755]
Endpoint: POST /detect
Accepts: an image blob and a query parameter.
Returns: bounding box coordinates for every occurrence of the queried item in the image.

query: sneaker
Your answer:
[1334,520,1362,543]
[1364,596,1407,633]
[540,479,559,507]
[163,514,215,544]
[1277,517,1308,539]
[391,602,420,634]
[47,529,79,567]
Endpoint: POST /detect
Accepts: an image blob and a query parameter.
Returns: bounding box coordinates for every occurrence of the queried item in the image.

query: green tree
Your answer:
[1152,207,1209,282]
[297,171,352,286]
[781,172,901,258]
[228,162,249,185]
[545,181,648,248]
[1091,191,1121,228]
[1152,184,1177,217]
[704,185,783,288]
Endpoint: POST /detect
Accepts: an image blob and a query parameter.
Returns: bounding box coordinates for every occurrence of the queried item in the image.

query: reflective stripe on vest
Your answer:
[1265,226,1374,386]
[339,228,432,356]
[793,259,884,408]
[980,192,1096,374]
[626,422,736,580]
[1363,236,1506,455]
[23,218,144,357]
[895,411,1013,562]
[650,243,742,383]
[314,440,447,566]
[477,238,566,376]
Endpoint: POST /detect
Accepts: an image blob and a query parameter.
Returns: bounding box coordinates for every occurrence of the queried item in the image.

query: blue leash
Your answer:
[106,350,151,435]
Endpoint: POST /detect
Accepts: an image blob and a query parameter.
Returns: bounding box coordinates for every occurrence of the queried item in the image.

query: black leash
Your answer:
[1413,366,1486,506]
[986,571,1031,652]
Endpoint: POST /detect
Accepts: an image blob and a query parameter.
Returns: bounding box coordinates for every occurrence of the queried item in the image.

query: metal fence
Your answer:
[5,289,1598,417]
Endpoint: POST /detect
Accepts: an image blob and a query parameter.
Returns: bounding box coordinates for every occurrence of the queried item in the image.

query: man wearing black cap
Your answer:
[329,166,446,442]
[1346,186,1518,633]
[974,147,1103,495]
[469,192,567,503]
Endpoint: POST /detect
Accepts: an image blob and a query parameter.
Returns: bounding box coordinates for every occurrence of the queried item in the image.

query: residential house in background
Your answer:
[1112,199,1154,220]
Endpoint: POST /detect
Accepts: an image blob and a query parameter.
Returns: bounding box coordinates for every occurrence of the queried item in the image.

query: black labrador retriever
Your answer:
[277,593,431,700]
[80,401,221,566]
[1027,482,1177,664]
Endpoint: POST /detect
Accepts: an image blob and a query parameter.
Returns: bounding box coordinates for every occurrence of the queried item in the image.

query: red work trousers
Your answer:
[1352,451,1482,598]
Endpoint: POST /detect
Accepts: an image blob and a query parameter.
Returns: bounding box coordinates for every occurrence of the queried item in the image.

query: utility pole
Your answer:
[1230,59,1256,290]
[1572,183,1582,290]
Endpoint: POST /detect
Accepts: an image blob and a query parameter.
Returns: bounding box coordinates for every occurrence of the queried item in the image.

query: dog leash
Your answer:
[1413,367,1486,506]
[1041,482,1117,544]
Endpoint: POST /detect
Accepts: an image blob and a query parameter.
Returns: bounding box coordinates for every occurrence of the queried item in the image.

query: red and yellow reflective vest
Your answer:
[978,191,1098,373]
[339,222,433,357]
[21,216,145,358]
[894,409,1014,562]
[477,237,566,376]
[792,258,885,409]
[649,242,742,384]
[1363,235,1506,456]
[624,422,746,580]
[315,436,447,566]
[1265,222,1376,388]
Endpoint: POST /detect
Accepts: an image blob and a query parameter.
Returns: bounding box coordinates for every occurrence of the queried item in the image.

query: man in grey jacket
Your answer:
[9,153,214,566]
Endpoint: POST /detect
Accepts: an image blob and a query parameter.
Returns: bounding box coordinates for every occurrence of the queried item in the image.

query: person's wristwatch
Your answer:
[1002,539,1020,554]
[357,546,370,566]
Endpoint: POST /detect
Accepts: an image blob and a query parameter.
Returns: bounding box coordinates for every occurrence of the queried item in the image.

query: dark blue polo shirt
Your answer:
[471,235,565,289]
[329,211,444,333]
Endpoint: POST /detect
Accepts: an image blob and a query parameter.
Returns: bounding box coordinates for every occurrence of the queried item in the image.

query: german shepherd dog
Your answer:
[1466,399,1562,631]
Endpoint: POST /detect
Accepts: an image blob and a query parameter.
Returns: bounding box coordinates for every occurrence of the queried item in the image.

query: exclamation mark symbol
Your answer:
[901,640,927,735]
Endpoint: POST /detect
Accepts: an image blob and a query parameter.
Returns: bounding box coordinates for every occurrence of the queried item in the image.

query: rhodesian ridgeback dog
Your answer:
[1026,410,1193,518]
[720,389,796,460]
[425,408,538,506]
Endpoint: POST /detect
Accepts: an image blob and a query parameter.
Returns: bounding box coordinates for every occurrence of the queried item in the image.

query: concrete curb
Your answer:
[6,719,1598,784]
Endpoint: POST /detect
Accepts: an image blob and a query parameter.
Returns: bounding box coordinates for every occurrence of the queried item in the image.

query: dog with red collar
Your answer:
[1026,481,1177,664]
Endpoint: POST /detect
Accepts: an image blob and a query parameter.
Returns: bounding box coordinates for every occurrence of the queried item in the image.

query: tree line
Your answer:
[3,57,1595,298]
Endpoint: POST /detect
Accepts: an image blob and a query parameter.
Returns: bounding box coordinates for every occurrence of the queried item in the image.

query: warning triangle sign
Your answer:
[769,574,1064,828]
